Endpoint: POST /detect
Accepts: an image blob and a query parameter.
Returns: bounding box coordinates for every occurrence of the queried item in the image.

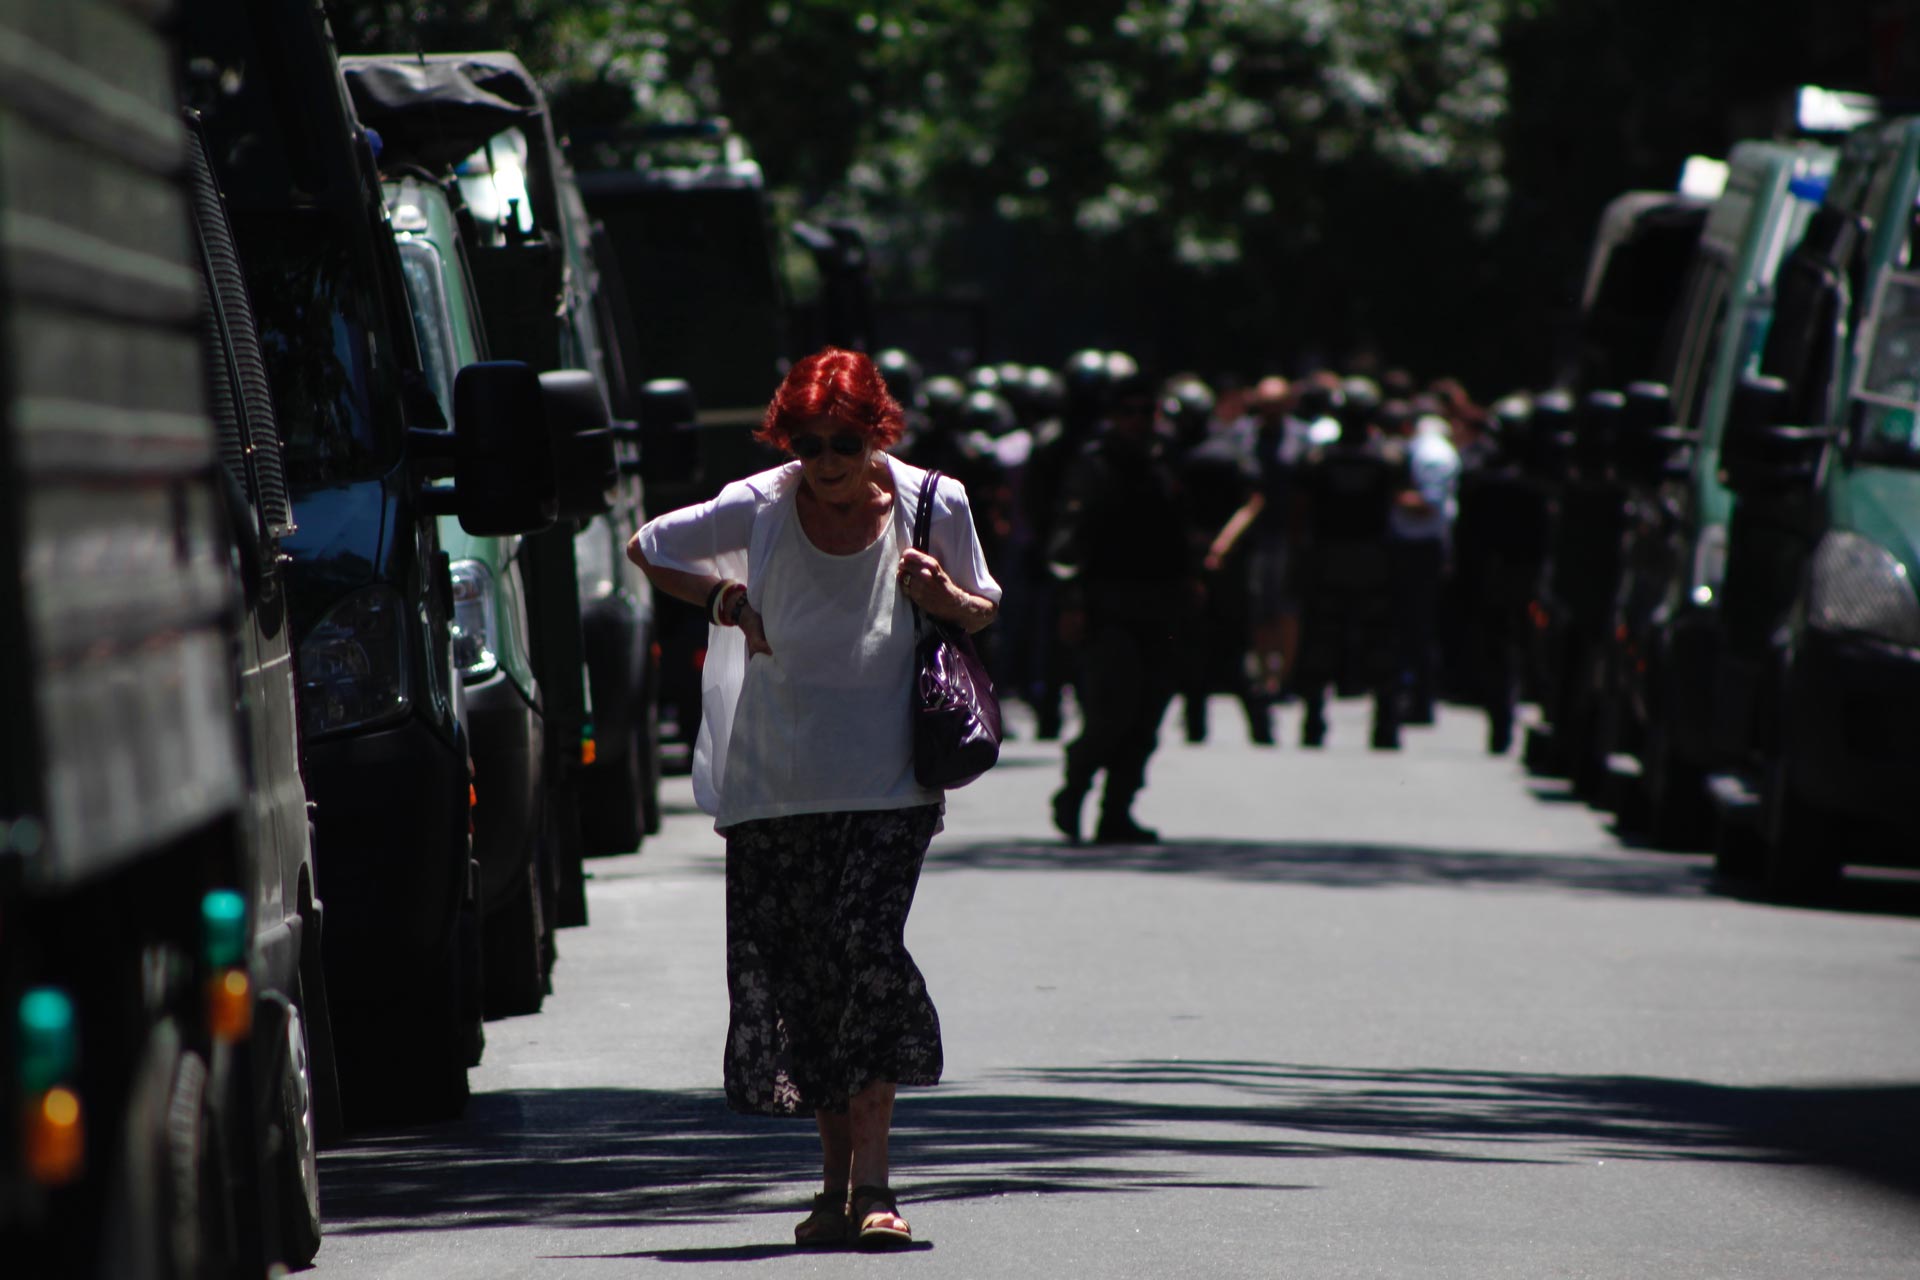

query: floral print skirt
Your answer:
[722,804,944,1117]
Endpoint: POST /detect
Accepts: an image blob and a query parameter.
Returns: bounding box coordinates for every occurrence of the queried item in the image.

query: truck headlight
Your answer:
[448,559,499,678]
[296,585,411,738]
[1806,531,1920,648]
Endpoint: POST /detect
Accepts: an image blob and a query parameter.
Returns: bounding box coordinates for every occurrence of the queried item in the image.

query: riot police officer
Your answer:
[1025,349,1118,739]
[1048,368,1187,844]
[1171,376,1272,744]
[1453,394,1552,753]
[1291,382,1409,749]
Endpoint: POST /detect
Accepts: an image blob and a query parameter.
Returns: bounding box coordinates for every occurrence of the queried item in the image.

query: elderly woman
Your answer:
[626,348,1000,1249]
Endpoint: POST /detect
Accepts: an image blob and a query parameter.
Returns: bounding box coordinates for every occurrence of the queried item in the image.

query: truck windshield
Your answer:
[239,213,404,489]
[1852,269,1920,467]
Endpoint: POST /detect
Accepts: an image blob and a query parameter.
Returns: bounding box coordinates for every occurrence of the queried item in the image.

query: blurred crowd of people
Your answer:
[876,348,1548,845]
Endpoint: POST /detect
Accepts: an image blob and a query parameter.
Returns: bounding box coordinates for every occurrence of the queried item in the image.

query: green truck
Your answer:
[1714,115,1920,896]
[1598,140,1834,847]
[346,52,664,874]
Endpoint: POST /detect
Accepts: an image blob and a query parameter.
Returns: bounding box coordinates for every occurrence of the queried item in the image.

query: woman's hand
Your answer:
[896,547,956,612]
[897,548,998,633]
[737,599,772,658]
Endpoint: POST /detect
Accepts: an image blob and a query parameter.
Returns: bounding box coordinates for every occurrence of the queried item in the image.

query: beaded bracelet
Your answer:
[708,580,748,627]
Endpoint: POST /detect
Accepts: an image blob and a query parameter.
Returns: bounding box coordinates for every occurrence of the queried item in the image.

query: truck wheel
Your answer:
[579,738,643,855]
[102,1029,219,1280]
[300,897,344,1148]
[273,994,323,1267]
[1760,762,1842,902]
[1640,721,1710,851]
[482,855,547,1018]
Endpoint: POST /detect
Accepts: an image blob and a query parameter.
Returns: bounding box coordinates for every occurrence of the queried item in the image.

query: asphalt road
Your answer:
[311,697,1920,1278]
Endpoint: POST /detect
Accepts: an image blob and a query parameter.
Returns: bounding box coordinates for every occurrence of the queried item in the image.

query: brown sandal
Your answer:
[850,1184,912,1249]
[794,1190,849,1248]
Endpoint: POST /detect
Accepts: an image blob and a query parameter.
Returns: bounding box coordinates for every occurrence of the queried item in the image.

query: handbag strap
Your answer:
[909,470,941,638]
[912,469,940,554]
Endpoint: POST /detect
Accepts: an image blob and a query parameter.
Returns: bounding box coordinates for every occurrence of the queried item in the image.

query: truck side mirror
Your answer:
[1722,371,1829,496]
[540,370,618,520]
[635,378,701,485]
[453,361,558,535]
[1619,381,1688,482]
[1728,371,1791,438]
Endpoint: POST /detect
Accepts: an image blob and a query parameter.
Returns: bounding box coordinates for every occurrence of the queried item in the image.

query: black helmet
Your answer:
[1161,376,1216,444]
[961,389,1015,436]
[875,348,922,407]
[965,365,1002,395]
[922,375,967,430]
[1064,348,1108,391]
[1024,366,1065,420]
[1063,348,1111,421]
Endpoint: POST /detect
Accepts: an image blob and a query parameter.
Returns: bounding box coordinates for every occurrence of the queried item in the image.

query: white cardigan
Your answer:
[635,455,1003,818]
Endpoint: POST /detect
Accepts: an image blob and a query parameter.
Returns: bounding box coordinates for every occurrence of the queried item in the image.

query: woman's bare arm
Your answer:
[625,534,721,608]
[626,534,772,655]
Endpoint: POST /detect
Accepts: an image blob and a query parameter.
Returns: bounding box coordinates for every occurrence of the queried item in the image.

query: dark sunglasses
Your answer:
[790,431,866,460]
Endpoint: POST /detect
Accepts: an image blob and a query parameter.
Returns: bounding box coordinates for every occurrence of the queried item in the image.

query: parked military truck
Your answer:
[1523,189,1711,788]
[380,169,559,1018]
[1715,115,1920,897]
[181,1,558,1121]
[2,3,330,1273]
[578,122,788,758]
[1595,141,1833,848]
[346,52,662,869]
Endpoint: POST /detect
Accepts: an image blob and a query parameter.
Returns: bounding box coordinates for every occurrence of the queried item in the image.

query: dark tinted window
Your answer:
[238,212,401,488]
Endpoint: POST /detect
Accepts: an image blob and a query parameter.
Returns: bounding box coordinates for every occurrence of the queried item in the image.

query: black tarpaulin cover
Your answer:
[341,52,540,172]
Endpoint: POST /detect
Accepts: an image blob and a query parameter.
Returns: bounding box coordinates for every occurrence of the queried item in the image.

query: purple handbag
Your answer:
[909,470,1002,788]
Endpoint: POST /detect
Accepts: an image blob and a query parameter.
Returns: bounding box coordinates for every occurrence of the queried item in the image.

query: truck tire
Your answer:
[1760,760,1842,902]
[482,854,547,1018]
[579,734,643,855]
[1638,719,1710,851]
[101,1029,219,1280]
[301,895,345,1148]
[272,991,323,1267]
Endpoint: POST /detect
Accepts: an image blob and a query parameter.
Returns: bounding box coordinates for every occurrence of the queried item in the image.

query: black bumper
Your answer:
[1787,627,1920,839]
[303,713,470,993]
[463,668,542,910]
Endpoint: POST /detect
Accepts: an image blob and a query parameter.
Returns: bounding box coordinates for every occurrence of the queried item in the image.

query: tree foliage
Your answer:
[325,0,1887,388]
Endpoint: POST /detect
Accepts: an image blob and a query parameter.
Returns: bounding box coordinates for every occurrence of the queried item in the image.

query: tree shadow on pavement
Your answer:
[319,1061,1920,1241]
[927,837,1714,901]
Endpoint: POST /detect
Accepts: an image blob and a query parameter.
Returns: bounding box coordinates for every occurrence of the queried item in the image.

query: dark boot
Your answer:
[1050,787,1086,845]
[1093,811,1159,844]
[1301,686,1328,748]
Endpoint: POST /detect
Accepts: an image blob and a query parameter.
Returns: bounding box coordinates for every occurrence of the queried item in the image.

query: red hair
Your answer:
[757,347,905,453]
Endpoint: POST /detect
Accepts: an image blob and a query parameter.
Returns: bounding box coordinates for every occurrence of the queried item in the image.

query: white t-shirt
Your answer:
[635,456,1002,826]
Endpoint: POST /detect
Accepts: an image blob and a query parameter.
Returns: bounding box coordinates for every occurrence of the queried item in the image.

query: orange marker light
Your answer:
[208,969,252,1043]
[26,1087,84,1185]
[581,738,598,766]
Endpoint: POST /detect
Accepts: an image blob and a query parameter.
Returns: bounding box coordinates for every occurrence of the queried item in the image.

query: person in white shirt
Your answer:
[627,348,1001,1250]
[1386,403,1462,725]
